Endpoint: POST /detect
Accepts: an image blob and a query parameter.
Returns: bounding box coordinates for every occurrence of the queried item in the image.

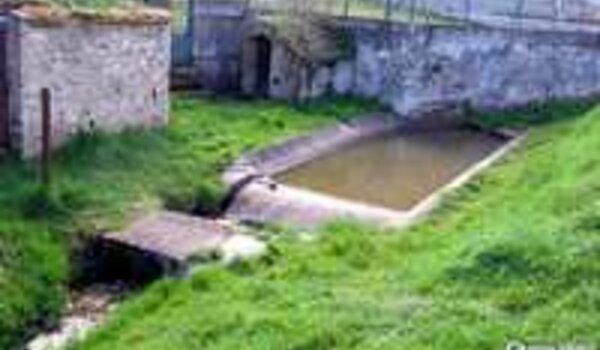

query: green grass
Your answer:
[0,96,374,350]
[49,0,129,9]
[62,98,600,350]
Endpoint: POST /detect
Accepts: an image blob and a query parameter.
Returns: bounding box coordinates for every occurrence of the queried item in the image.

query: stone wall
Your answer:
[189,8,600,117]
[395,0,597,21]
[9,15,170,156]
[327,20,600,115]
[268,42,314,100]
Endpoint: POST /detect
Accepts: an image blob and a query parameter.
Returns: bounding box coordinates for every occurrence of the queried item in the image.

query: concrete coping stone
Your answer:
[224,112,400,185]
[7,1,170,26]
[101,211,268,266]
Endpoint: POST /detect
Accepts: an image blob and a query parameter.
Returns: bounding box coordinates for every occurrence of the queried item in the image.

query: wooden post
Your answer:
[40,88,51,188]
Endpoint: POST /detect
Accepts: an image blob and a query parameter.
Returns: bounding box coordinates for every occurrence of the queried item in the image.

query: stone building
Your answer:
[240,17,345,100]
[190,0,346,100]
[0,2,170,157]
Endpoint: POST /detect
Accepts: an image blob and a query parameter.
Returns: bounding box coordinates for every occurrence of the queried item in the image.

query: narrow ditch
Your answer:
[26,236,181,350]
[26,174,268,350]
[26,180,266,350]
[26,282,129,350]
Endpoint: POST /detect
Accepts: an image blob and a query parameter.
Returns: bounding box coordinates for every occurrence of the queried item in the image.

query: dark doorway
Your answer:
[0,23,9,152]
[253,35,272,97]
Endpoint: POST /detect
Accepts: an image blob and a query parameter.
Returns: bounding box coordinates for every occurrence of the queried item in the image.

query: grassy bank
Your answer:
[65,99,600,350]
[0,96,374,349]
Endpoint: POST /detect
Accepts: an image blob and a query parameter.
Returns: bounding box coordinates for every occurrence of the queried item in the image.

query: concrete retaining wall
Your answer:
[190,9,600,117]
[8,12,170,156]
[409,0,596,21]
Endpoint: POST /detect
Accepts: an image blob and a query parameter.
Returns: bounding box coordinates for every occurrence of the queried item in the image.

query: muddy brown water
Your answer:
[276,127,507,211]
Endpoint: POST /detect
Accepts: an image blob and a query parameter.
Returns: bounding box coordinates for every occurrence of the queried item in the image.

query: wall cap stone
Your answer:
[5,1,170,26]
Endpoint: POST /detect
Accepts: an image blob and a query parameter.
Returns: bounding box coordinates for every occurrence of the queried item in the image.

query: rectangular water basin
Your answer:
[275,127,508,211]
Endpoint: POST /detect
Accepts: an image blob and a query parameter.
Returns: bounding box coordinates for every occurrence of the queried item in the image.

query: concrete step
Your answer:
[101,211,266,272]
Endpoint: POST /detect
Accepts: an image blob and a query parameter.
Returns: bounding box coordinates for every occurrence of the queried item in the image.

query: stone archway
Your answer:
[254,35,272,97]
[241,34,273,97]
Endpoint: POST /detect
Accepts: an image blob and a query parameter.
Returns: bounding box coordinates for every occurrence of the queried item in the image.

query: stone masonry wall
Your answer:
[411,0,596,20]
[12,18,170,156]
[329,21,600,115]
[189,9,600,117]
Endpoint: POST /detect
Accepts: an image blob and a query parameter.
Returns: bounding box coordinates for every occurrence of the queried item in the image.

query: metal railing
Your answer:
[246,0,460,25]
[242,0,600,27]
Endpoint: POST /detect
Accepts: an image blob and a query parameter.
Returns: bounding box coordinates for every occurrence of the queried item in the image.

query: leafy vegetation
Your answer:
[344,0,462,25]
[48,0,126,10]
[0,96,374,349]
[249,0,460,25]
[63,98,600,350]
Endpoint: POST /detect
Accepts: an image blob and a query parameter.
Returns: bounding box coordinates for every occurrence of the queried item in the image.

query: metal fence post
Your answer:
[343,0,349,18]
[554,0,564,20]
[385,0,392,21]
[515,0,526,31]
[464,0,471,22]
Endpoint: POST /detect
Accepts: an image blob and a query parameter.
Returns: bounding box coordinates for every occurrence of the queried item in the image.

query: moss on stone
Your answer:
[8,1,170,26]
